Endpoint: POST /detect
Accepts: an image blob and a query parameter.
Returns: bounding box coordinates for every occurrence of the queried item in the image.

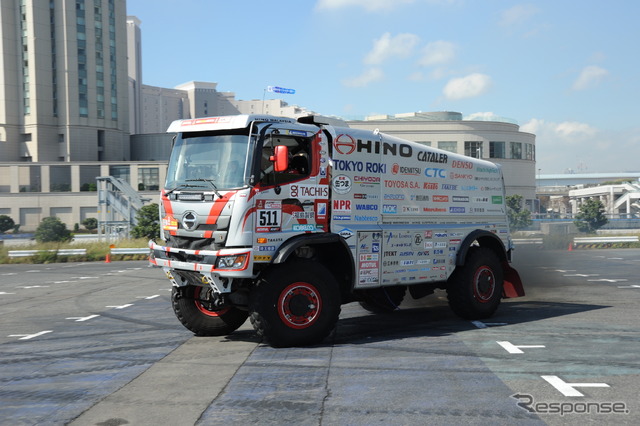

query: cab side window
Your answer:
[261,135,311,185]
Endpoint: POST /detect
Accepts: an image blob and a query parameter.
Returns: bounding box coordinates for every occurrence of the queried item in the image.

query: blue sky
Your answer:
[126,0,640,175]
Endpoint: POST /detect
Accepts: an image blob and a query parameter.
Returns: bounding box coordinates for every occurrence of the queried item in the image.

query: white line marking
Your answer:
[18,285,50,289]
[555,269,576,273]
[563,274,599,277]
[541,375,609,397]
[106,304,133,309]
[0,292,16,295]
[471,321,487,328]
[617,284,640,289]
[66,314,100,322]
[71,276,98,280]
[587,279,628,283]
[497,341,546,354]
[137,295,160,300]
[607,258,624,260]
[9,331,53,340]
[1,273,17,276]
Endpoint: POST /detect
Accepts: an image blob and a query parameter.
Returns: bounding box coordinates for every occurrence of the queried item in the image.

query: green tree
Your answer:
[82,217,98,231]
[0,215,15,233]
[35,217,72,243]
[506,194,532,231]
[574,199,608,233]
[131,203,160,240]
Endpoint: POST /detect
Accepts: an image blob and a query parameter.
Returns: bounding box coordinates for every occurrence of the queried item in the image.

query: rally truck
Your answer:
[149,114,524,347]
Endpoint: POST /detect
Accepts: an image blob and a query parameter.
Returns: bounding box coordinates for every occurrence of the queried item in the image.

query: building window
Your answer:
[80,165,100,191]
[50,166,71,192]
[525,143,534,160]
[138,167,159,191]
[489,141,505,159]
[438,141,457,153]
[109,165,130,183]
[416,141,431,147]
[464,141,482,158]
[19,166,41,192]
[510,142,522,159]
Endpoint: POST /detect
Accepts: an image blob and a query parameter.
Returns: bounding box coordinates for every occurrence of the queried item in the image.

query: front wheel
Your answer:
[447,247,503,319]
[249,261,341,347]
[172,286,248,336]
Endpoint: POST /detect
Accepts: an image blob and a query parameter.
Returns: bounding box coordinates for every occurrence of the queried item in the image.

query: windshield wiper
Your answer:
[164,183,205,196]
[187,178,222,199]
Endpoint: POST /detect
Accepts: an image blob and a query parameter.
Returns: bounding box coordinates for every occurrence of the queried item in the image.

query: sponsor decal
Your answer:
[383,204,397,214]
[293,211,314,219]
[354,215,378,222]
[354,176,381,185]
[449,206,466,213]
[423,207,447,212]
[477,166,499,173]
[450,173,474,180]
[492,195,503,204]
[461,185,479,191]
[433,195,449,202]
[402,206,419,213]
[293,224,316,231]
[384,180,420,189]
[162,215,178,231]
[452,196,470,202]
[333,199,351,212]
[481,186,502,191]
[290,184,329,198]
[424,231,433,238]
[412,195,430,201]
[332,215,351,220]
[334,134,356,155]
[355,204,378,211]
[338,228,354,239]
[423,182,438,190]
[417,151,448,163]
[332,175,352,194]
[258,246,276,251]
[424,168,447,178]
[392,163,421,175]
[384,194,405,200]
[334,159,363,172]
[316,201,327,221]
[452,160,474,169]
[253,255,272,261]
[471,207,485,213]
[441,184,458,190]
[474,197,490,203]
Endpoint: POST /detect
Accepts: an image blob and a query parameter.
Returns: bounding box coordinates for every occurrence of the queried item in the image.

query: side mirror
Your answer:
[270,145,289,172]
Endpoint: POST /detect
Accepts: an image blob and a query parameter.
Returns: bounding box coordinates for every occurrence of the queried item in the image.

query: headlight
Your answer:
[215,253,249,270]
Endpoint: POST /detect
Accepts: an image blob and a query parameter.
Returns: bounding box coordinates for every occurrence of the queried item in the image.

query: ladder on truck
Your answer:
[96,176,151,240]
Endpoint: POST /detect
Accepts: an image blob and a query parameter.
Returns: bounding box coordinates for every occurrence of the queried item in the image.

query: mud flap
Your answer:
[502,262,525,298]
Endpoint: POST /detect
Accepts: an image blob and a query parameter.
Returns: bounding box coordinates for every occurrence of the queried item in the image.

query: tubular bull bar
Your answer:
[148,240,254,294]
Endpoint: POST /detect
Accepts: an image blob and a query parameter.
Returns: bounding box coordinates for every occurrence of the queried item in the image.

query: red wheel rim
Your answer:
[194,287,230,317]
[473,266,496,303]
[277,282,321,329]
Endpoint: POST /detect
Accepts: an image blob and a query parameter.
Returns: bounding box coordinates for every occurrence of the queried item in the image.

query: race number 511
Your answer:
[256,200,282,232]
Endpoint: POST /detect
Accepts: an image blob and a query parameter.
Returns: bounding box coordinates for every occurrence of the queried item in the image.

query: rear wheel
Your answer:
[447,247,503,319]
[172,286,248,336]
[250,260,341,347]
[358,286,406,313]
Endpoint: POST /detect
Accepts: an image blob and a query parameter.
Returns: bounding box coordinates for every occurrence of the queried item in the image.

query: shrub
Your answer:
[35,217,72,243]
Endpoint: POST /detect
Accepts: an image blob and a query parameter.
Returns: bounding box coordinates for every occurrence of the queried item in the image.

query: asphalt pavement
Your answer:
[0,246,638,425]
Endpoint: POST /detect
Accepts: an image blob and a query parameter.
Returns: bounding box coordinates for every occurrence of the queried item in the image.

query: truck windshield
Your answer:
[165,132,251,191]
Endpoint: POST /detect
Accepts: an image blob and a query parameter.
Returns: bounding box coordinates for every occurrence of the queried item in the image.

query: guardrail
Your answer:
[514,236,639,247]
[8,248,87,258]
[8,247,148,258]
[574,236,639,244]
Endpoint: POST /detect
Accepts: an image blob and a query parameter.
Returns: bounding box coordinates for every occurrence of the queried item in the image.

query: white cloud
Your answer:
[572,65,609,91]
[442,73,492,100]
[342,68,384,87]
[315,0,415,12]
[554,121,597,138]
[499,4,539,26]
[418,40,456,67]
[364,32,420,65]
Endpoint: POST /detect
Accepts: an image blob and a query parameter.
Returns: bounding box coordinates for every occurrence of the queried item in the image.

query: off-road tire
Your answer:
[172,286,248,336]
[447,247,503,319]
[249,260,341,347]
